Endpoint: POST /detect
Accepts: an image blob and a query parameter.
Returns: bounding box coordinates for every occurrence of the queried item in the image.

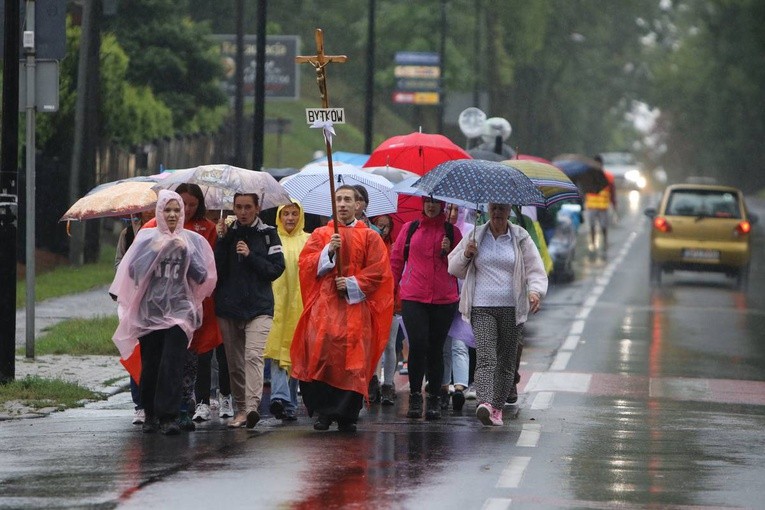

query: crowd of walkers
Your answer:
[110,183,547,435]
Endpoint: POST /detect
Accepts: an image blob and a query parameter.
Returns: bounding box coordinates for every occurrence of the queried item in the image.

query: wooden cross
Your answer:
[296,29,348,108]
[295,29,349,276]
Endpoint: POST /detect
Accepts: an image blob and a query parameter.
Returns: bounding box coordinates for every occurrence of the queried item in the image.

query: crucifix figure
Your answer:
[296,29,349,275]
[296,29,348,108]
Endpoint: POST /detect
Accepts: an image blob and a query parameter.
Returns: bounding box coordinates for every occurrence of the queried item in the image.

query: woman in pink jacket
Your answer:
[390,197,463,420]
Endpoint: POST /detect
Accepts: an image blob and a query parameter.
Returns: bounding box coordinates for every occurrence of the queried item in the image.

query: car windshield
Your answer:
[665,190,741,218]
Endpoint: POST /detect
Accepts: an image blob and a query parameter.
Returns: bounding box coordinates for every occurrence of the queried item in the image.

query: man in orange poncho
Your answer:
[291,185,394,432]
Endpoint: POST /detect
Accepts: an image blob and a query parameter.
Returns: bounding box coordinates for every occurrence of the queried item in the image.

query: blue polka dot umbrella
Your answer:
[414,159,545,207]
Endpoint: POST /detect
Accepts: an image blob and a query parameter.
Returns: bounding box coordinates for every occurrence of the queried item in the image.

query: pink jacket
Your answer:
[390,212,462,305]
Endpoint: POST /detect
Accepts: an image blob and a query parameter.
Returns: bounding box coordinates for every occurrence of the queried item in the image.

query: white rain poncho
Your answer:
[110,189,217,359]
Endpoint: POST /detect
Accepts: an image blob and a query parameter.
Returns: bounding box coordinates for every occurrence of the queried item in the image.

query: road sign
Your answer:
[394,65,441,79]
[0,0,66,60]
[396,78,440,91]
[18,60,59,112]
[305,108,345,124]
[394,51,440,66]
[392,91,440,105]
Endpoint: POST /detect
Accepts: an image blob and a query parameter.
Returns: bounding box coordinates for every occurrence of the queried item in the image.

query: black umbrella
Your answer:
[552,154,609,194]
[415,159,545,207]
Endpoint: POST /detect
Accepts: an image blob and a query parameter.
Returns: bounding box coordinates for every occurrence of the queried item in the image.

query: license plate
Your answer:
[682,249,720,261]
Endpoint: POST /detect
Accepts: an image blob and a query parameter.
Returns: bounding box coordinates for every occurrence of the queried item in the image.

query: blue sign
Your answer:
[395,51,440,66]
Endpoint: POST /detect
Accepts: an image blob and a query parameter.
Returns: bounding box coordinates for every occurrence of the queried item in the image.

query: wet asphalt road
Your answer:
[1,191,764,509]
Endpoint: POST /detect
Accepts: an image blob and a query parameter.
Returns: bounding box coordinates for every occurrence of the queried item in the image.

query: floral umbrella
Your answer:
[60,181,158,221]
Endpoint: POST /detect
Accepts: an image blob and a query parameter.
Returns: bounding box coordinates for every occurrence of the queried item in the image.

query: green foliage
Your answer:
[16,244,117,308]
[24,316,120,356]
[109,2,227,131]
[0,376,98,409]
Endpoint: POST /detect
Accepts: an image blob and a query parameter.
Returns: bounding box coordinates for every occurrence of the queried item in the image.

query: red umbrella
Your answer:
[364,132,470,236]
[363,132,471,176]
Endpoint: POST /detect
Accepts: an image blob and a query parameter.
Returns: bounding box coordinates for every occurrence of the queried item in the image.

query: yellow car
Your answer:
[644,184,757,289]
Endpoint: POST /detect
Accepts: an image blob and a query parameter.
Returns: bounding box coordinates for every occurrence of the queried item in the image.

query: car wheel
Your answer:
[649,260,662,287]
[736,265,750,291]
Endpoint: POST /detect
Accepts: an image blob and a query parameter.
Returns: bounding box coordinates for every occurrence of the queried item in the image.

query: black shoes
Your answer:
[313,414,332,431]
[269,399,286,419]
[142,416,159,434]
[282,409,298,421]
[452,389,466,412]
[380,384,396,406]
[506,384,518,404]
[439,387,450,410]
[337,419,357,433]
[246,410,260,429]
[177,411,196,431]
[160,419,180,436]
[425,394,441,420]
[368,375,381,403]
[406,392,423,418]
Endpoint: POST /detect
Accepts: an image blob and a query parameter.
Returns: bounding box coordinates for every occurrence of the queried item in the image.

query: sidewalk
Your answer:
[4,286,129,421]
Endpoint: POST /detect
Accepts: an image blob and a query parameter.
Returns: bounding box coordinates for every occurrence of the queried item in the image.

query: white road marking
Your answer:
[530,391,554,409]
[550,351,571,371]
[516,424,542,447]
[482,498,512,510]
[525,372,592,393]
[569,320,585,335]
[561,334,580,350]
[496,456,531,488]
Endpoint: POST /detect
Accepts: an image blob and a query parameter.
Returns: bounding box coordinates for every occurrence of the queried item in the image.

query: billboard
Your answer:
[213,35,300,101]
[393,51,441,105]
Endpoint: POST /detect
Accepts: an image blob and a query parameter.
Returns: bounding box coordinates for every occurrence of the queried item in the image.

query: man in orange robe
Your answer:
[291,185,394,432]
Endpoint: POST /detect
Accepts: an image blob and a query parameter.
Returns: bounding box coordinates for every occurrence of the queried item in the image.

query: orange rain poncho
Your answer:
[264,201,310,371]
[290,220,394,397]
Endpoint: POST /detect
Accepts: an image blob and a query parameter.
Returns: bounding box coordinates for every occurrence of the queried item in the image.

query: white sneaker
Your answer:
[219,394,234,418]
[209,397,220,411]
[192,402,211,422]
[132,409,145,425]
[465,385,477,400]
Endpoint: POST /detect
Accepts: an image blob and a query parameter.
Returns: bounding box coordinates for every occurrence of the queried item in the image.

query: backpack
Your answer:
[403,220,454,261]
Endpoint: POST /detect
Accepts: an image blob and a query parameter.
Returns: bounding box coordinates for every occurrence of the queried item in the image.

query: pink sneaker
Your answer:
[476,403,493,426]
[490,406,504,426]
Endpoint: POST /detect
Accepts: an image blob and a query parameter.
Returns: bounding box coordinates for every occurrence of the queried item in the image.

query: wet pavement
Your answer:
[2,193,765,509]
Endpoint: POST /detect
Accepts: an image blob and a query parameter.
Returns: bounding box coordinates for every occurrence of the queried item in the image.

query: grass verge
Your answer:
[16,244,117,308]
[0,376,99,410]
[19,315,120,356]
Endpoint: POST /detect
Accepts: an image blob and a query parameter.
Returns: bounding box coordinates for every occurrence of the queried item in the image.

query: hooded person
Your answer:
[110,189,217,435]
[264,200,310,421]
[290,184,394,432]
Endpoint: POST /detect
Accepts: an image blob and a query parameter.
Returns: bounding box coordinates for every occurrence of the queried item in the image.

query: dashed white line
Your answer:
[569,320,585,335]
[530,391,554,409]
[561,334,580,350]
[516,424,542,447]
[550,351,571,371]
[481,498,513,510]
[496,456,531,488]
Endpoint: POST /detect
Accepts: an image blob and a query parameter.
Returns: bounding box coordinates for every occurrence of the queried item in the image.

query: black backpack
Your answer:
[403,220,454,261]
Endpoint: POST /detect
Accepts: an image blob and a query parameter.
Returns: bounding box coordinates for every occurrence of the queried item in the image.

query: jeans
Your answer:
[269,364,298,412]
[381,315,401,386]
[442,335,469,388]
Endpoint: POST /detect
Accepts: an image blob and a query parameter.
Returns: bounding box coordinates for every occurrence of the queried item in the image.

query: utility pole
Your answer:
[437,0,447,134]
[23,0,36,358]
[0,0,21,383]
[233,0,244,166]
[363,0,376,154]
[251,0,266,171]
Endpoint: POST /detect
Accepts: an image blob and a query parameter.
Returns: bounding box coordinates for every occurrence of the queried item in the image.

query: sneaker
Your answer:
[219,394,234,418]
[282,409,298,422]
[269,399,286,420]
[490,407,504,426]
[177,411,196,431]
[380,384,396,406]
[406,392,423,419]
[209,398,220,412]
[465,384,477,400]
[506,384,518,405]
[132,409,145,425]
[425,394,441,421]
[399,361,408,375]
[192,403,211,422]
[452,389,465,412]
[476,403,493,426]
[160,419,181,435]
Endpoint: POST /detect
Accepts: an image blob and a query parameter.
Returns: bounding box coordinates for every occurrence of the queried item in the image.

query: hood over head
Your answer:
[155,189,185,235]
[276,199,306,237]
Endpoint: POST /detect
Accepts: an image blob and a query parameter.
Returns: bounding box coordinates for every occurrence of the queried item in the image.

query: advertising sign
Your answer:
[213,35,300,101]
[393,51,441,105]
